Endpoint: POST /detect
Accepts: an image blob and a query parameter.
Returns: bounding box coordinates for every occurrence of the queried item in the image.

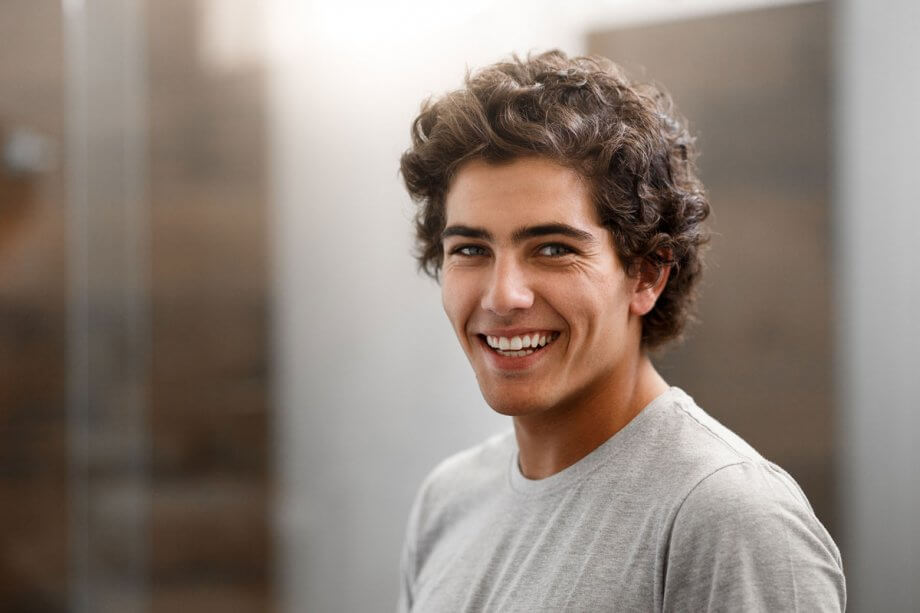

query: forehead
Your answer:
[444,157,599,228]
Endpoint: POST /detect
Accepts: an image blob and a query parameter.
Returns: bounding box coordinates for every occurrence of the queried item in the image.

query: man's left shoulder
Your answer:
[656,390,841,561]
[654,388,764,465]
[675,459,826,536]
[645,390,846,608]
[633,388,773,497]
[662,460,846,610]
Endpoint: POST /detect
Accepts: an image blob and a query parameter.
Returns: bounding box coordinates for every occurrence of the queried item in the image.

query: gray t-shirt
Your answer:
[397,388,845,612]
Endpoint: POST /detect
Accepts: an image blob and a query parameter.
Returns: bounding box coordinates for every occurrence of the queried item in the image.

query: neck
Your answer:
[512,352,668,480]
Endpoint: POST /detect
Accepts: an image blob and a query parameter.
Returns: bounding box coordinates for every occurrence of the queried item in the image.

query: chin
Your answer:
[481,389,551,417]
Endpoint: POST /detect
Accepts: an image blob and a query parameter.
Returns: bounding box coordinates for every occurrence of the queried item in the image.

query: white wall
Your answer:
[836,0,920,610]
[266,1,837,611]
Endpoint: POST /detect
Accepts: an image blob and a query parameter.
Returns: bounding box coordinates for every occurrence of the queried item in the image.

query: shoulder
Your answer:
[651,390,827,536]
[406,429,514,538]
[416,429,515,502]
[632,390,846,610]
[673,461,832,548]
[649,387,764,467]
[400,430,514,588]
[663,461,846,611]
[624,388,771,501]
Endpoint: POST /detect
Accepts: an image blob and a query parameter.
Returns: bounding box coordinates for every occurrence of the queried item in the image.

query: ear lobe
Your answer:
[630,260,671,316]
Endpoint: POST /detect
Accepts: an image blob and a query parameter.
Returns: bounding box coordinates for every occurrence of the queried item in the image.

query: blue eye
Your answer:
[537,244,573,257]
[452,245,488,257]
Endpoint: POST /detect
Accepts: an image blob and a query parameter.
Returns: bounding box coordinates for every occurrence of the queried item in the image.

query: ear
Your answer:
[629,258,670,317]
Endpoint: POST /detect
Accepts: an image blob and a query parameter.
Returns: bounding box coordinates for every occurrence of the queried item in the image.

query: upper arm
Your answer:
[662,462,846,612]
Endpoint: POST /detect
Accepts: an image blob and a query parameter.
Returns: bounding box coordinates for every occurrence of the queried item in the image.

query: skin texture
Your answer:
[441,157,670,479]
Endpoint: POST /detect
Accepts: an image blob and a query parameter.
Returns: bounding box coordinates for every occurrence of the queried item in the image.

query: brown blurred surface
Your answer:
[147,1,271,611]
[0,2,69,611]
[0,1,272,611]
[590,2,836,536]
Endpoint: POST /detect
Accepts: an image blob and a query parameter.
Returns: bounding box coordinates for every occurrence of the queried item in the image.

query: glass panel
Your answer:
[63,1,149,611]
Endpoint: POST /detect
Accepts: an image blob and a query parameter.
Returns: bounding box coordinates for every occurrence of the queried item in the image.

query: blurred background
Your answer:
[0,0,916,611]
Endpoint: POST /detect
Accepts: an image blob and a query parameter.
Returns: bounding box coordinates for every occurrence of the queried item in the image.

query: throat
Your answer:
[512,357,669,480]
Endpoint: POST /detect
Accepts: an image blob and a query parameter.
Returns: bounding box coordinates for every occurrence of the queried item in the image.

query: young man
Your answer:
[397,51,845,611]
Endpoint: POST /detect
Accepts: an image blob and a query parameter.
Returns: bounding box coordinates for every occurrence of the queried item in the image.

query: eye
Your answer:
[449,244,489,257]
[536,243,574,257]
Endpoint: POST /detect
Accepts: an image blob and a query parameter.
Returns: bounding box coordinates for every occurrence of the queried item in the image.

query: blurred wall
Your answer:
[836,0,920,610]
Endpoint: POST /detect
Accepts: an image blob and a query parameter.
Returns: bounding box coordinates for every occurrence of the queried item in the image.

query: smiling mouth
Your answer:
[479,332,560,357]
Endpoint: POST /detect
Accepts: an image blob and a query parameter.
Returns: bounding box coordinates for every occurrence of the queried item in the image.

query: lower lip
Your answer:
[477,336,556,371]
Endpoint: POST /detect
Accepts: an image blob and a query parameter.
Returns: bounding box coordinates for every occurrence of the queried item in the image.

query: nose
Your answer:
[481,256,534,316]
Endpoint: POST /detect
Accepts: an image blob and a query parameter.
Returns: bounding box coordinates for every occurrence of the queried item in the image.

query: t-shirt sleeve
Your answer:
[396,480,425,613]
[396,537,413,613]
[662,461,846,612]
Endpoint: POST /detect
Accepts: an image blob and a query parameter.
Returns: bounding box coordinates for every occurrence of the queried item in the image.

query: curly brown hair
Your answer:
[400,50,710,348]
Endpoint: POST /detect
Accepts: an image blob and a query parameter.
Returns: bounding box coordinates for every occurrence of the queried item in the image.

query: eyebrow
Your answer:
[441,223,596,243]
[441,225,492,241]
[511,223,595,243]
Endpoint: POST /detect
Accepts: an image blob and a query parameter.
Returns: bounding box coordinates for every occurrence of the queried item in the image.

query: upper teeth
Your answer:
[485,333,555,350]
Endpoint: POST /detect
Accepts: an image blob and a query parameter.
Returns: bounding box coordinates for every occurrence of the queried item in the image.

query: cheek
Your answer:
[441,273,474,329]
[554,278,631,335]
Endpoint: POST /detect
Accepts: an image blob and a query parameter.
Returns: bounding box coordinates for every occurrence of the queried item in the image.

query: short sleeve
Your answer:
[396,480,425,613]
[662,462,846,612]
[396,537,413,613]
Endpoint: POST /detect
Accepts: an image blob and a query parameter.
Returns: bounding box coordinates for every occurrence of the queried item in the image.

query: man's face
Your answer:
[441,157,645,417]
